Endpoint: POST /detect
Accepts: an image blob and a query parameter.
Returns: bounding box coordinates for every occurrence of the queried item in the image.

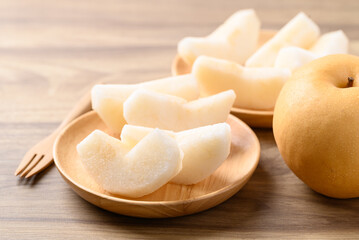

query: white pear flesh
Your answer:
[193,56,291,110]
[77,129,183,198]
[275,30,349,72]
[310,30,349,57]
[91,74,199,133]
[245,12,320,67]
[123,89,235,131]
[178,9,260,65]
[274,46,316,72]
[121,123,231,185]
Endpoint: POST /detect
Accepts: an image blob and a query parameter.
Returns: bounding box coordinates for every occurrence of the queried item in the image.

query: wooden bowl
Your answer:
[53,111,260,218]
[172,30,276,128]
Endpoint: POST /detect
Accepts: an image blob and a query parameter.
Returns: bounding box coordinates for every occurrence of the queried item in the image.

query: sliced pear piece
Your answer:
[123,89,235,131]
[77,129,183,198]
[274,46,316,72]
[121,123,231,185]
[275,30,349,72]
[310,30,349,57]
[92,74,199,133]
[245,12,320,67]
[178,9,260,65]
[193,56,291,110]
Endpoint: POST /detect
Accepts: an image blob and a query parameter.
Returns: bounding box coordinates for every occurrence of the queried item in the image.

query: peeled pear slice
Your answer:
[275,30,349,72]
[245,12,320,67]
[77,129,183,198]
[178,9,260,65]
[92,74,199,133]
[310,30,349,57]
[121,123,231,185]
[274,46,316,72]
[123,89,235,131]
[193,56,291,110]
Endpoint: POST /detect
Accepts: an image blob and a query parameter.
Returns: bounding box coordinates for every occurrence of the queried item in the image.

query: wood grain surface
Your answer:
[1,0,359,239]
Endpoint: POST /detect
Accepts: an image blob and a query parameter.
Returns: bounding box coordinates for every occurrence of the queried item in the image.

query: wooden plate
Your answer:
[53,111,260,218]
[171,30,276,128]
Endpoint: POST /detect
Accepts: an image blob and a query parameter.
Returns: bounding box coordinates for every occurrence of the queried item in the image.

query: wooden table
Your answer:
[1,0,359,239]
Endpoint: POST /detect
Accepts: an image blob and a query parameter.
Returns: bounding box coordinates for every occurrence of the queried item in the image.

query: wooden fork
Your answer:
[15,89,93,178]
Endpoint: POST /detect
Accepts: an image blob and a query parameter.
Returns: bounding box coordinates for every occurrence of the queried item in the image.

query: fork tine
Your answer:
[20,155,44,177]
[14,152,37,176]
[24,156,54,178]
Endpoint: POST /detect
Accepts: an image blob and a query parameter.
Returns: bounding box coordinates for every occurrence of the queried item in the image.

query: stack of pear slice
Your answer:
[179,9,349,111]
[78,74,235,198]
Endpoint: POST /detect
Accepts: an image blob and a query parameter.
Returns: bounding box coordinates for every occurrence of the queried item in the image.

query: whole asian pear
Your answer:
[273,54,359,199]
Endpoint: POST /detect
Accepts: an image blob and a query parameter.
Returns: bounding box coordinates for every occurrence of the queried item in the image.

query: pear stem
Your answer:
[347,77,354,88]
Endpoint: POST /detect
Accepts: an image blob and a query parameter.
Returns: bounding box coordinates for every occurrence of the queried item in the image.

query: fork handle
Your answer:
[55,87,93,133]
